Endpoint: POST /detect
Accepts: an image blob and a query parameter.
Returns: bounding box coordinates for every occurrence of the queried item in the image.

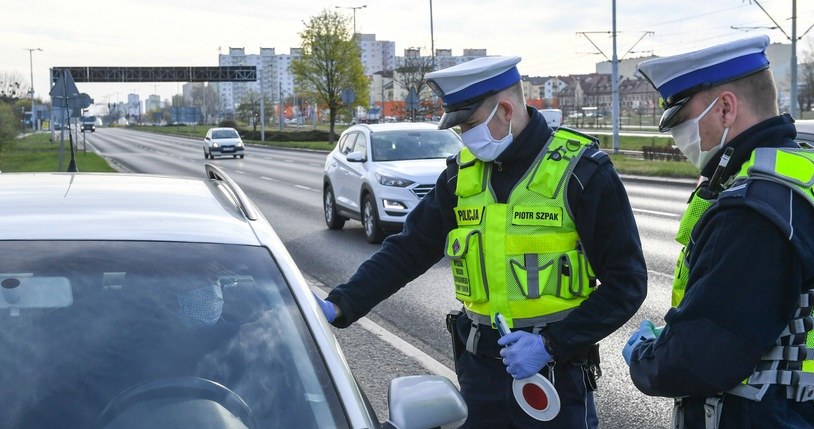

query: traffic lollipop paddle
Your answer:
[496,313,561,421]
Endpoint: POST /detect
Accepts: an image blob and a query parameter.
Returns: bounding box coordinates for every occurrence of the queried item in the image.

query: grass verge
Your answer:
[0,133,117,173]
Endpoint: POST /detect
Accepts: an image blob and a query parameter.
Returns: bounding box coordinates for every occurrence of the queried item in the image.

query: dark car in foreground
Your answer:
[0,166,466,429]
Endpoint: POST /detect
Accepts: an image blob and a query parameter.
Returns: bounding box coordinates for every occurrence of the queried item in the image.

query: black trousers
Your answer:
[456,349,598,429]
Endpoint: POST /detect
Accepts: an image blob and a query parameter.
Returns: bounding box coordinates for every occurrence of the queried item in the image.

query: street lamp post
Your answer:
[24,48,43,135]
[335,4,367,36]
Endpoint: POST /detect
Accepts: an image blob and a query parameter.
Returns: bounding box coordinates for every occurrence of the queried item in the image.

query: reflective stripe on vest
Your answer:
[445,128,598,329]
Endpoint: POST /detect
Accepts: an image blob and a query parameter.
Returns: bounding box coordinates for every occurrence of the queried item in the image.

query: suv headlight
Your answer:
[212,142,220,148]
[376,173,414,187]
[237,142,244,148]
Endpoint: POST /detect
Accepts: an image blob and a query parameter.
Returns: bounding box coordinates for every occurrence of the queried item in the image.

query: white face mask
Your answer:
[670,97,729,170]
[176,284,224,328]
[460,103,513,162]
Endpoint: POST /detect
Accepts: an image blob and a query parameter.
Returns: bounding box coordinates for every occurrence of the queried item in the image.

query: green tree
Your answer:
[291,9,368,144]
[0,102,18,152]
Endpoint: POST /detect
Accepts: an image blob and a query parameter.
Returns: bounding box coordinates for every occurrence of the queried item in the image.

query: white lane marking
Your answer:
[312,287,459,387]
[632,208,679,218]
[649,270,674,280]
[235,170,246,174]
[295,185,318,192]
[260,176,279,182]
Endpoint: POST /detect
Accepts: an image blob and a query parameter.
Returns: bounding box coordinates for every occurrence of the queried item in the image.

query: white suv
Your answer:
[323,122,462,243]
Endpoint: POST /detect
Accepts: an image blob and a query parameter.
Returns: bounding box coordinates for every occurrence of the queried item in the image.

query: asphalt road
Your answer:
[83,127,696,428]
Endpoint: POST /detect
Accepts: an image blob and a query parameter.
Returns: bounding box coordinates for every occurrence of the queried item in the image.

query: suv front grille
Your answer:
[411,184,435,200]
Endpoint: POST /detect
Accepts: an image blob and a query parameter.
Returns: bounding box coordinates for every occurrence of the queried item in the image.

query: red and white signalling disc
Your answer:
[512,373,560,421]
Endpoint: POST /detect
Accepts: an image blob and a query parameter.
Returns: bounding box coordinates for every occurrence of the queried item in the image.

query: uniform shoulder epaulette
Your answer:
[579,146,610,166]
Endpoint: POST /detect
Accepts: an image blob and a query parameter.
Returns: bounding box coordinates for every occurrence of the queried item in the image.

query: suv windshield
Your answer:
[0,241,348,429]
[371,130,461,161]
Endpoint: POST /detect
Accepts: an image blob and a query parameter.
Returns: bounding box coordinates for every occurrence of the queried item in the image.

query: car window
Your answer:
[371,130,462,161]
[0,241,349,429]
[350,133,367,157]
[338,133,356,155]
[212,129,239,139]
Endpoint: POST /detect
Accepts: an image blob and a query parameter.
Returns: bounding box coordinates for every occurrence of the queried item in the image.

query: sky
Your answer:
[3,0,814,106]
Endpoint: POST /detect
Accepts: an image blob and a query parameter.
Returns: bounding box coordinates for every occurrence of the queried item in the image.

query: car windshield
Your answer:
[0,241,348,429]
[371,130,461,161]
[212,129,240,139]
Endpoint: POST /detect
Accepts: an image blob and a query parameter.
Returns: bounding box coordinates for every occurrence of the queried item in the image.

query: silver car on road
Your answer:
[0,165,466,429]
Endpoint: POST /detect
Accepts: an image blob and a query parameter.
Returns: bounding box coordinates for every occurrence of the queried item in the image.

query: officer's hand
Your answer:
[497,331,552,380]
[313,291,337,323]
[622,319,661,366]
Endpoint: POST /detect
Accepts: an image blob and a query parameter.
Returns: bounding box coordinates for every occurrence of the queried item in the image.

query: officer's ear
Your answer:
[718,91,738,128]
[497,99,514,123]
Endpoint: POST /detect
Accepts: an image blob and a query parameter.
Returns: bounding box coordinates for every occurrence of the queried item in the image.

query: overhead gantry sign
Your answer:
[49,66,257,83]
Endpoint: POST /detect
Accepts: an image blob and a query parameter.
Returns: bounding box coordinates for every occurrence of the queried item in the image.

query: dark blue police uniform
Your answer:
[329,107,648,428]
[628,114,814,428]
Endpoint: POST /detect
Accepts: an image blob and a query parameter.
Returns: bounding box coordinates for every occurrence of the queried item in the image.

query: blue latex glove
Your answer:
[313,291,337,323]
[497,331,552,380]
[622,319,660,366]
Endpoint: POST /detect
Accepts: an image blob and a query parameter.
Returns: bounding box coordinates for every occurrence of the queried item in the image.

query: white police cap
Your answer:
[637,35,770,131]
[426,56,521,129]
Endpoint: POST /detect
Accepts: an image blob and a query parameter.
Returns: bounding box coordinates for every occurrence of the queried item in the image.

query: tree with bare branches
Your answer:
[393,50,438,121]
[0,71,29,103]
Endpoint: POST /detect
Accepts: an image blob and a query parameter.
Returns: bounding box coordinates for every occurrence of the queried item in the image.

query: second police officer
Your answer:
[624,35,814,428]
[315,55,647,428]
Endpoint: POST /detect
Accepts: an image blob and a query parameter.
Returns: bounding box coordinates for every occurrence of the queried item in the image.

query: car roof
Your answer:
[347,122,444,133]
[795,119,814,134]
[0,170,262,244]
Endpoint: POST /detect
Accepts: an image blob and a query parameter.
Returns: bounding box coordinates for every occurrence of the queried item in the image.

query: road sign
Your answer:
[49,70,80,101]
[341,88,356,105]
[406,88,419,111]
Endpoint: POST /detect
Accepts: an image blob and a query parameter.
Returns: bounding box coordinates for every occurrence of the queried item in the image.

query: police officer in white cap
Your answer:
[315,55,647,428]
[624,35,814,428]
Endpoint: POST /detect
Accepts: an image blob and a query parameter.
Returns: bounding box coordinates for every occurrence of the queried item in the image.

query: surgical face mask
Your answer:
[460,103,513,162]
[176,284,224,328]
[670,97,729,170]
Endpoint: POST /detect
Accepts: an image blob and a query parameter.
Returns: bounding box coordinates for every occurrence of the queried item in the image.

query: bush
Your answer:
[219,119,238,129]
[240,129,338,142]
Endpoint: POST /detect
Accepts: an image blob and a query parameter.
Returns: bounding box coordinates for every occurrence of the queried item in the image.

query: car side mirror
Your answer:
[346,152,365,163]
[383,375,467,429]
[205,137,210,141]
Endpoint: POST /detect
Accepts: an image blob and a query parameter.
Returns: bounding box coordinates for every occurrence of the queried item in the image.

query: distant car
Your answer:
[795,119,814,146]
[204,127,245,159]
[323,122,463,243]
[0,165,467,429]
[80,116,97,133]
